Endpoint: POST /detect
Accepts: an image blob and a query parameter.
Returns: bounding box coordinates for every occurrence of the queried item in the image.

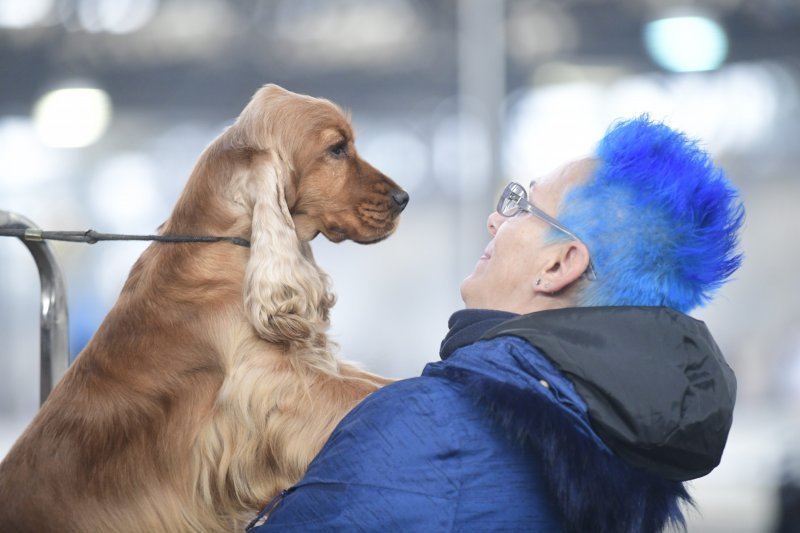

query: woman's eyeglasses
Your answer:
[497,181,597,281]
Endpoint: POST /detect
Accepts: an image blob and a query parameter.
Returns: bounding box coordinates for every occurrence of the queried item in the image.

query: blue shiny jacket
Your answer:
[252,307,735,532]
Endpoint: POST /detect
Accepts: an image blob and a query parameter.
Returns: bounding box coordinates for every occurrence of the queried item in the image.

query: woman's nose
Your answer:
[487,211,506,236]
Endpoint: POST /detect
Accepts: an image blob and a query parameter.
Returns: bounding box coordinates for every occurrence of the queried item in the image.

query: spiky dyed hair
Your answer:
[556,116,745,313]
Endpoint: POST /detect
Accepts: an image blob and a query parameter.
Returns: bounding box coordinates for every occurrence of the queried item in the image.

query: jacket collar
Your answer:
[439,308,517,360]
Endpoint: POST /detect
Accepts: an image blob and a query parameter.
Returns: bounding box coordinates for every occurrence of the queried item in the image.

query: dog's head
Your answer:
[228,85,407,350]
[235,84,408,244]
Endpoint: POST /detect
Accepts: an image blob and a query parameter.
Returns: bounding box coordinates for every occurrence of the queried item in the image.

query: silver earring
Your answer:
[535,278,542,286]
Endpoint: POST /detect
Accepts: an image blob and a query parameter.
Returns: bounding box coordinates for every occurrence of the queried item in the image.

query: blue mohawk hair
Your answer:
[558,116,745,313]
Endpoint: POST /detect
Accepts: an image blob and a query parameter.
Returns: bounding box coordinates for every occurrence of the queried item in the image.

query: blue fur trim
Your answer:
[557,115,745,313]
[443,365,692,533]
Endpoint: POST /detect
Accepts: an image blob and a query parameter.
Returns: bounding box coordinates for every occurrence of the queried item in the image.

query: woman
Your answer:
[249,116,745,532]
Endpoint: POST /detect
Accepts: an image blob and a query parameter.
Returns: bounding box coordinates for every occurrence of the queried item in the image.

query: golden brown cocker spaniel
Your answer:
[0,84,407,531]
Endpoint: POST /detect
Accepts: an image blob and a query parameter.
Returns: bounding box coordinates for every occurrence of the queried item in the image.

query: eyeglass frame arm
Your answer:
[497,187,599,281]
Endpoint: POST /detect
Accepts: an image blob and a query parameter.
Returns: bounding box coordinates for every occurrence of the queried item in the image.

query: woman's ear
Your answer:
[534,240,590,294]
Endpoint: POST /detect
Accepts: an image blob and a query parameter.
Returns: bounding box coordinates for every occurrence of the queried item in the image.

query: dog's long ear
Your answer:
[243,153,333,348]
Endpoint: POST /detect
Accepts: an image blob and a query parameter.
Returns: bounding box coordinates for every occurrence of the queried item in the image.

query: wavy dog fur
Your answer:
[0,84,406,531]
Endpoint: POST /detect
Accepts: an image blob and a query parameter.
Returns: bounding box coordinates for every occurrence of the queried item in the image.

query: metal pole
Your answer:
[0,211,70,405]
[457,0,506,276]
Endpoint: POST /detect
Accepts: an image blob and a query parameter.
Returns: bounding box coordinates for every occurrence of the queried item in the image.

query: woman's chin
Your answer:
[459,275,483,308]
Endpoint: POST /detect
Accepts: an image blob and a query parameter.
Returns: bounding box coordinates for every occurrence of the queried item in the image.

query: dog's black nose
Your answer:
[392,190,409,212]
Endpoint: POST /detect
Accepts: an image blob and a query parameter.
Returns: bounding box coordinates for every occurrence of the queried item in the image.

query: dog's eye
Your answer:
[328,142,347,157]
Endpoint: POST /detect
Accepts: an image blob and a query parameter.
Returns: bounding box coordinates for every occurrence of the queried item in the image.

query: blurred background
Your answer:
[0,0,798,530]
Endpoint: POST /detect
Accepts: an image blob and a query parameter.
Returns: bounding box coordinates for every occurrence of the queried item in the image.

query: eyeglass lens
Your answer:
[499,183,526,216]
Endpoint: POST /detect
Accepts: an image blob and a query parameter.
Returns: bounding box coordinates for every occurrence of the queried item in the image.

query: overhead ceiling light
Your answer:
[506,4,578,61]
[644,14,728,73]
[272,0,421,66]
[77,0,159,34]
[32,86,112,148]
[0,0,52,28]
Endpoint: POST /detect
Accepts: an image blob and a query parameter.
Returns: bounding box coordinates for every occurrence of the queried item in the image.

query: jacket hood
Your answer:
[481,306,737,482]
[431,306,735,532]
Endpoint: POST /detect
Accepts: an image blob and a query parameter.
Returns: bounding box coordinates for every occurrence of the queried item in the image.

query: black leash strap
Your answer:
[0,228,250,248]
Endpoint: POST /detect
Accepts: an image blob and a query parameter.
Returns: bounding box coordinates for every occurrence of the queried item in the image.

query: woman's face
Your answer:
[460,159,594,314]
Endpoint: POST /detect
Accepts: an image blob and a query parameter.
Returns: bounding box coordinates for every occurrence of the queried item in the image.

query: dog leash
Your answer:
[0,228,251,247]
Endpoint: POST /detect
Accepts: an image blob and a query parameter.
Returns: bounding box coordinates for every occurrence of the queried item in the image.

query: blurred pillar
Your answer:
[457,0,506,280]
